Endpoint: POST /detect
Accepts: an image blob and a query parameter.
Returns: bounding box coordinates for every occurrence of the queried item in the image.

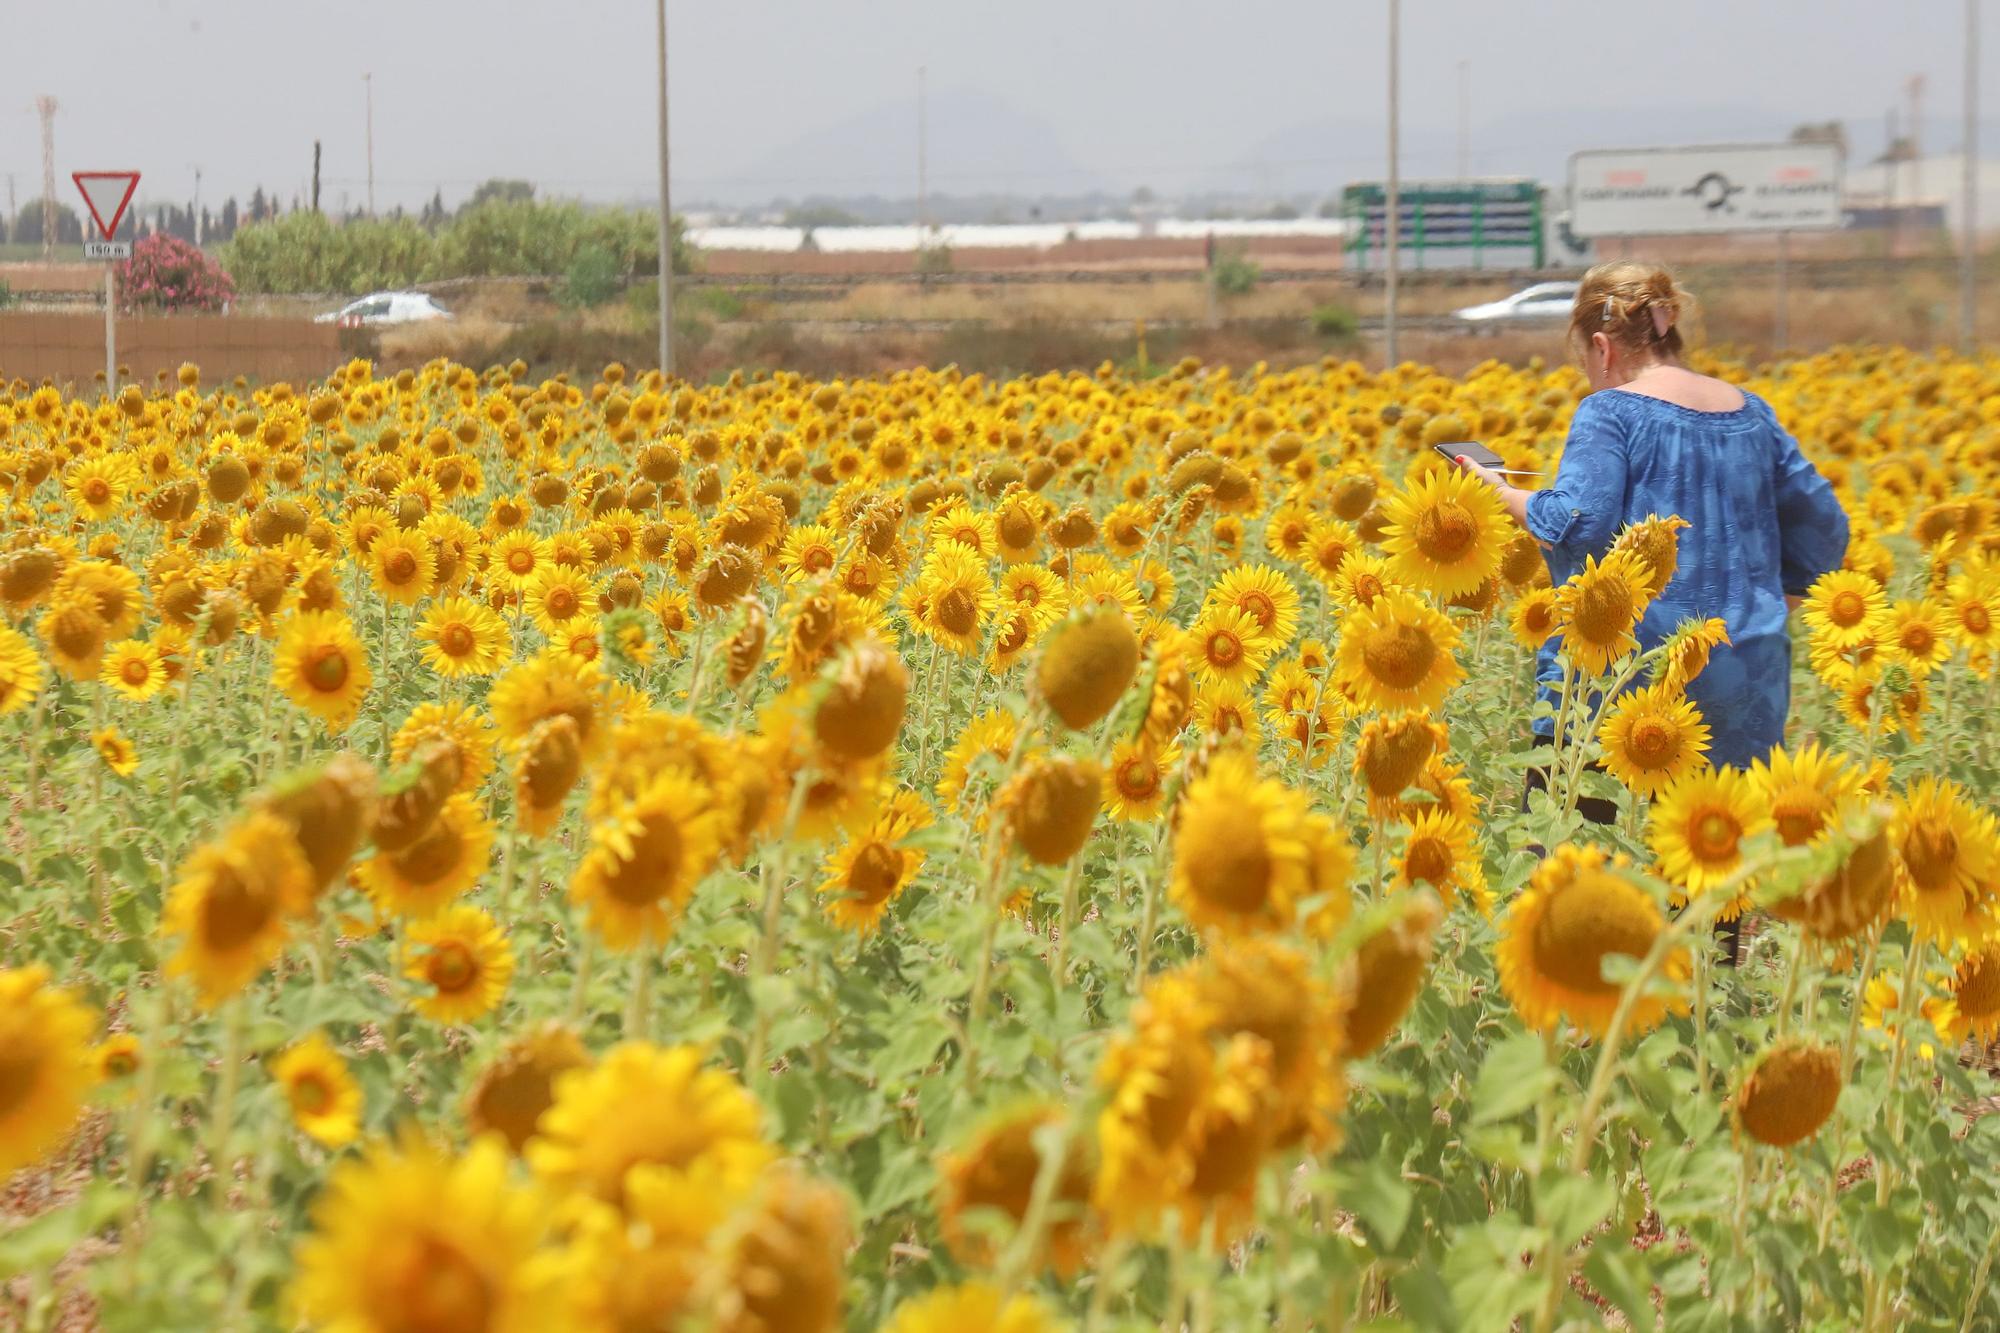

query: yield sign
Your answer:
[72,171,141,241]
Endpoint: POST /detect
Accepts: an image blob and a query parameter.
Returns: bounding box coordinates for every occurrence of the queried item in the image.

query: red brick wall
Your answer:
[0,313,345,389]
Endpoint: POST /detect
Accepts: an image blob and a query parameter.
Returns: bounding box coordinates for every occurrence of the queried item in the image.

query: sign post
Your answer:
[71,171,140,395]
[1567,145,1840,356]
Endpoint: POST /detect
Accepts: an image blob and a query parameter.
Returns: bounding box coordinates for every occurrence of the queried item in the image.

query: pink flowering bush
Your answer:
[116,233,236,314]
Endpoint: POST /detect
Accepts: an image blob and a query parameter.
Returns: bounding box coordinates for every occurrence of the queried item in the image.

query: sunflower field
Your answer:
[1,348,1998,1332]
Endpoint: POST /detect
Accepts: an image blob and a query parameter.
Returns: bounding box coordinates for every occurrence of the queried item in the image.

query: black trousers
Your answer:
[1523,735,1744,965]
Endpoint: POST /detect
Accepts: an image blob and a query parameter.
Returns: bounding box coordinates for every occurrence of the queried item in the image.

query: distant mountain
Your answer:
[687,89,1105,208]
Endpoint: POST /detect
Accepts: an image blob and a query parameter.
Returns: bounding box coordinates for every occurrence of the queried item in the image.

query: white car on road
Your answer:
[1452,281,1579,330]
[314,291,453,327]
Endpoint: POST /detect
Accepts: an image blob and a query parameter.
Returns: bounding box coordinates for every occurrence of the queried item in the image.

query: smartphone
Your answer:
[1433,442,1543,478]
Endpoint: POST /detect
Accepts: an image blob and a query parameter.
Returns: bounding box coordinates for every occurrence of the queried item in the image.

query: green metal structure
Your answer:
[1342,179,1546,270]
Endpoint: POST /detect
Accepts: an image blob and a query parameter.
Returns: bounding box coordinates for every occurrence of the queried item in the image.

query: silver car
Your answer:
[1452,281,1579,331]
[314,291,453,327]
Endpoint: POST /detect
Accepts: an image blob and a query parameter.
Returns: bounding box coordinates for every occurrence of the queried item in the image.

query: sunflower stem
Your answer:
[625,939,654,1039]
[206,996,246,1209]
[563,931,597,1027]
[747,764,813,1078]
[1813,920,1884,1248]
[1691,931,1712,1098]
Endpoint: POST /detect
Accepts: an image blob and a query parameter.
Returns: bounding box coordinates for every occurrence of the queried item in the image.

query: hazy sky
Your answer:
[3,0,1989,215]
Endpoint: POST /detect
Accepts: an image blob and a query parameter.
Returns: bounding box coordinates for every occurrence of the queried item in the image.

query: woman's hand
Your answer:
[1453,454,1531,527]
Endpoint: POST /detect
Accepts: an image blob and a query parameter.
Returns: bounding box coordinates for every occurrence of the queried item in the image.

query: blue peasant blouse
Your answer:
[1523,388,1849,770]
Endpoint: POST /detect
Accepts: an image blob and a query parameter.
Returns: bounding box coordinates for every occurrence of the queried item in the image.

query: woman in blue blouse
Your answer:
[1456,261,1850,788]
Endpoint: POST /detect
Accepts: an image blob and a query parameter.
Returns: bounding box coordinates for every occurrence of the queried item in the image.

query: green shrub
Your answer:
[1312,301,1360,342]
[0,279,13,311]
[1212,247,1260,297]
[563,244,623,308]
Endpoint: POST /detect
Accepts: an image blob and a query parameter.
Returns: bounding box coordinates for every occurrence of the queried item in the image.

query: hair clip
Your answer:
[1601,297,1615,324]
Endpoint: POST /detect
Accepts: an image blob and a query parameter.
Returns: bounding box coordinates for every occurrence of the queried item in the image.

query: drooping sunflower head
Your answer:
[357,792,494,920]
[998,753,1103,867]
[570,769,723,950]
[937,1104,1096,1276]
[1892,776,2000,942]
[1496,842,1685,1037]
[257,751,378,896]
[1036,605,1139,730]
[1734,1041,1842,1148]
[1609,513,1691,599]
[1353,709,1448,807]
[1554,549,1654,677]
[161,810,313,1007]
[1169,748,1319,936]
[1341,890,1443,1057]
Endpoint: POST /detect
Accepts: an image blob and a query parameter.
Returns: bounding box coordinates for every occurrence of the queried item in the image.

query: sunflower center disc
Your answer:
[1966,604,1992,636]
[385,551,417,583]
[1206,630,1242,667]
[1903,822,1961,891]
[392,1235,493,1333]
[428,942,477,992]
[1830,591,1867,626]
[200,870,275,953]
[605,816,684,907]
[1414,502,1476,563]
[508,551,535,574]
[1573,575,1633,642]
[1530,878,1658,995]
[1958,955,2000,1017]
[292,1073,333,1114]
[307,645,350,692]
[1406,837,1454,886]
[848,842,904,905]
[398,823,466,887]
[936,589,979,636]
[1693,811,1741,861]
[122,659,152,685]
[441,625,476,656]
[0,1049,46,1119]
[1627,718,1681,768]
[1362,623,1436,690]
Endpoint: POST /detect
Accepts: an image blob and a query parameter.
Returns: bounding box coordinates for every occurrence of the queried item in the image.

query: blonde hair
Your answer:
[1568,261,1695,362]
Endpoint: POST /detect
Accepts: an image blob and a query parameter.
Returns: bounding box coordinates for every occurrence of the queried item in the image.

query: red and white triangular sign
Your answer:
[72,171,141,241]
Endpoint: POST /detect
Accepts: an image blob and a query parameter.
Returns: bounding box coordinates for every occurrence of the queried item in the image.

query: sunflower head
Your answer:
[1734,1041,1841,1147]
[1496,843,1685,1037]
[999,754,1103,866]
[1342,891,1442,1056]
[1036,605,1140,730]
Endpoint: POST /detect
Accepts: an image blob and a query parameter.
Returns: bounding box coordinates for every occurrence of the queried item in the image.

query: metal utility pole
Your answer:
[364,73,376,217]
[1457,60,1470,179]
[192,165,203,245]
[917,65,929,242]
[1908,74,1927,209]
[1965,0,1981,351]
[1384,0,1401,366]
[36,96,57,261]
[655,0,675,377]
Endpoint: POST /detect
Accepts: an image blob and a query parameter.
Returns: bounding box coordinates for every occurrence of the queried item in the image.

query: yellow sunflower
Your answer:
[1647,767,1774,916]
[570,769,723,949]
[1554,549,1654,676]
[911,539,997,657]
[160,811,312,1007]
[525,564,600,638]
[1893,777,2000,943]
[1334,589,1464,712]
[91,725,138,777]
[356,792,495,919]
[1393,808,1488,913]
[367,526,438,606]
[1801,568,1889,650]
[291,1132,565,1331]
[1170,748,1316,935]
[1883,598,1954,675]
[0,623,48,717]
[0,965,97,1176]
[1596,684,1710,800]
[1103,739,1181,822]
[272,1031,363,1147]
[489,530,552,592]
[879,1282,1065,1333]
[1495,842,1686,1036]
[99,637,167,701]
[526,1041,775,1211]
[1188,605,1274,688]
[272,611,373,733]
[417,595,510,677]
[1205,564,1302,653]
[1509,586,1560,651]
[1379,465,1507,599]
[403,904,516,1024]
